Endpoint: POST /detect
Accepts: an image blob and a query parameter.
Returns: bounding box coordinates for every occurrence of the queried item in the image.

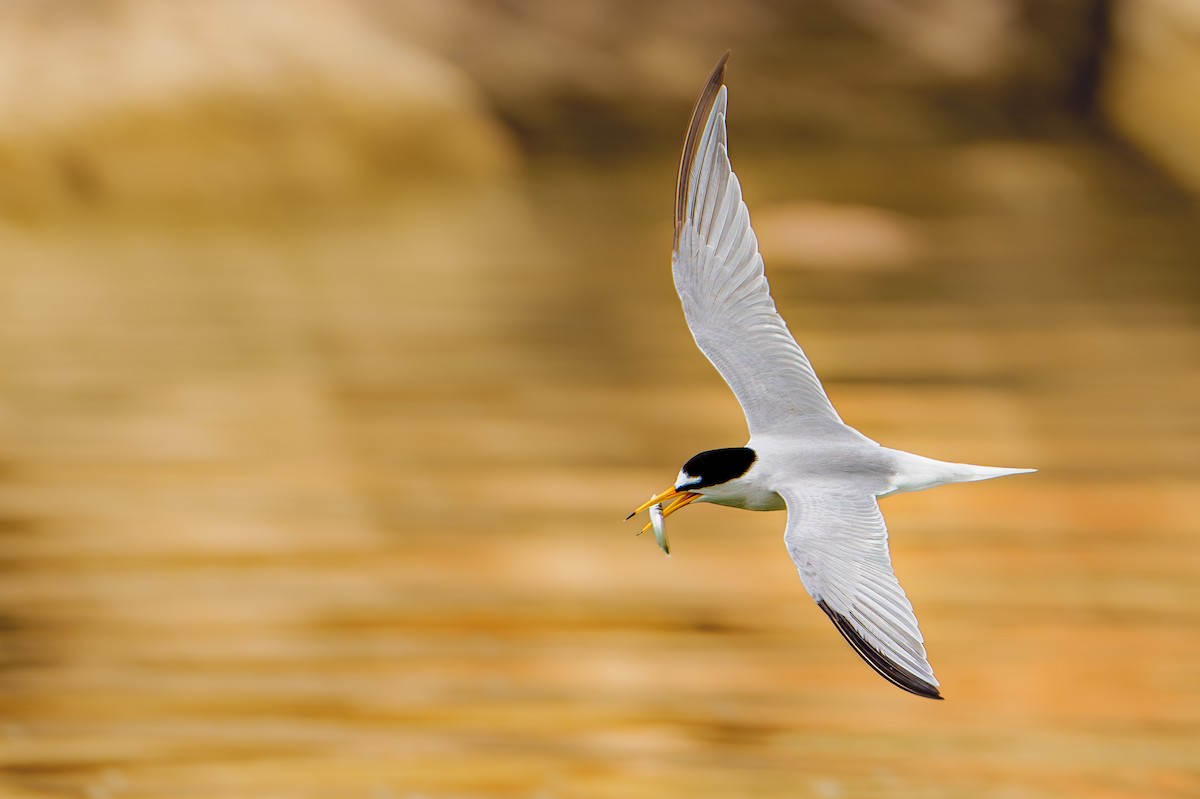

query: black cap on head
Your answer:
[680,447,757,489]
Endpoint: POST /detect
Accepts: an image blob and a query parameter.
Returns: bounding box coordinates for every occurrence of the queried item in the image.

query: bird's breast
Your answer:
[697,477,786,511]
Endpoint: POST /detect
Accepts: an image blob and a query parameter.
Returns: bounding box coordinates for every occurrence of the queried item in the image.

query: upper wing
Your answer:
[779,485,942,699]
[673,55,863,440]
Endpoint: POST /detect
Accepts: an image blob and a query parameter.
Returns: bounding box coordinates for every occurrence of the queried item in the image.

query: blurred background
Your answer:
[0,1,1197,797]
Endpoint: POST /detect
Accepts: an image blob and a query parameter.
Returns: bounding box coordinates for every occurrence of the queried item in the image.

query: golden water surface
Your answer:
[1,139,1198,798]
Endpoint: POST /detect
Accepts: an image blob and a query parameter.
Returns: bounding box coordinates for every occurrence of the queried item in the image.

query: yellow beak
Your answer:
[626,486,701,534]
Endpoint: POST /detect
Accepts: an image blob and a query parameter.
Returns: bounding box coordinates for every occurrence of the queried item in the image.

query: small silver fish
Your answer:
[649,501,670,556]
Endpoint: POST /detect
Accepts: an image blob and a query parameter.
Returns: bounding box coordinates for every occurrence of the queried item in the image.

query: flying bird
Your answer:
[627,53,1034,700]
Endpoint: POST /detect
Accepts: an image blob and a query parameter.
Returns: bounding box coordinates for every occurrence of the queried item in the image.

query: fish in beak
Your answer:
[626,487,702,553]
[649,501,669,555]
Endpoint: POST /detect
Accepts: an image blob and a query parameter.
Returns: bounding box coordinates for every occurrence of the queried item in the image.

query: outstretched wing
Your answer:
[779,485,941,699]
[673,55,864,440]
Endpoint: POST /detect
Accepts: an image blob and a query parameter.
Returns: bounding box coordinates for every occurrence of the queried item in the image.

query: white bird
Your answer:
[627,53,1034,700]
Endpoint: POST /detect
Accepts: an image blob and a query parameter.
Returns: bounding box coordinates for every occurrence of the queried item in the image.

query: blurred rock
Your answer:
[836,0,1113,120]
[356,0,782,153]
[1,0,1193,216]
[838,0,1021,79]
[1104,0,1200,194]
[353,0,1119,154]
[0,0,515,216]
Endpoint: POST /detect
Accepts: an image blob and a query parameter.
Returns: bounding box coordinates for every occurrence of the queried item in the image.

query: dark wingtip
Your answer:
[714,49,732,75]
[817,599,943,700]
[674,52,732,249]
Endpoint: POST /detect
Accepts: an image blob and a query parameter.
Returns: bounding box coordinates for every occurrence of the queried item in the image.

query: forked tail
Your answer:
[955,463,1037,483]
[885,449,1036,495]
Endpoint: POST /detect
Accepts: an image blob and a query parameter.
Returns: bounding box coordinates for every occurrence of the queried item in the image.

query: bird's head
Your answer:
[627,447,758,523]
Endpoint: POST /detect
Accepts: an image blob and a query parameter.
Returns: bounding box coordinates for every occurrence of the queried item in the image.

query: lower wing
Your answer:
[779,485,941,699]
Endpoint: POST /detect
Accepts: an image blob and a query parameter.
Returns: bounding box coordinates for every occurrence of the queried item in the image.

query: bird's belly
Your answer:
[743,492,787,511]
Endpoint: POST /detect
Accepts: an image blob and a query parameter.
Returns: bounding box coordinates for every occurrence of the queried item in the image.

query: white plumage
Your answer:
[630,53,1034,699]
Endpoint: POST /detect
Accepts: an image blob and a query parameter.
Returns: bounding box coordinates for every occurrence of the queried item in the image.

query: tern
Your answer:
[627,53,1034,700]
